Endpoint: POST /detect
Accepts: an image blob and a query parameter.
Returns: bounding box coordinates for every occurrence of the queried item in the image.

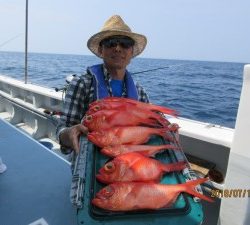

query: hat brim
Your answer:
[87,30,147,58]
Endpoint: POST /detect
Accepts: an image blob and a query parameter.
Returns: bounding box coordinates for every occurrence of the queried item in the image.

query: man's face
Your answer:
[98,36,134,70]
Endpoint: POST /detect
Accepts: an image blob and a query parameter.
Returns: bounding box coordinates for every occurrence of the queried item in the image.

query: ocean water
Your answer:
[0,51,245,129]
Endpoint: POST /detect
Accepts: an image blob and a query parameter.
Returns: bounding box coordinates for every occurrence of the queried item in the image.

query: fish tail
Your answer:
[181,178,214,202]
[161,161,186,172]
[158,129,175,142]
[151,113,171,127]
[161,144,179,150]
[149,105,178,116]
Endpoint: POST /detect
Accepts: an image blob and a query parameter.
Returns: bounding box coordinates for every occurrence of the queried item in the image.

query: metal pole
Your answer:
[24,0,28,84]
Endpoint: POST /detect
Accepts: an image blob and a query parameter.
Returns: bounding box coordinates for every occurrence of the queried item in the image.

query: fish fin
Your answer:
[139,150,155,157]
[110,97,178,116]
[119,162,130,178]
[104,97,137,106]
[161,161,186,172]
[149,105,178,116]
[104,110,122,122]
[181,178,214,202]
[96,174,110,184]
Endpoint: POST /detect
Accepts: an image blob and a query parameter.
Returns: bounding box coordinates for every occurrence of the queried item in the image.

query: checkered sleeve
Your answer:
[56,74,93,140]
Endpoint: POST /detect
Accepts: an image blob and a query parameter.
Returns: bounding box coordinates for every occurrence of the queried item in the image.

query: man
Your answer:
[57,15,149,153]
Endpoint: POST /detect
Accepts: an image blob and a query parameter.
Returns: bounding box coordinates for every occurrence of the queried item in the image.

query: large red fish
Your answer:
[83,107,168,131]
[101,144,179,158]
[87,126,174,148]
[96,152,186,183]
[88,97,178,116]
[92,178,213,211]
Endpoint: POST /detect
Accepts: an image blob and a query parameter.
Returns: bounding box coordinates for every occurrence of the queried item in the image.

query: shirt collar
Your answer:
[102,64,127,97]
[102,64,127,81]
[102,64,112,82]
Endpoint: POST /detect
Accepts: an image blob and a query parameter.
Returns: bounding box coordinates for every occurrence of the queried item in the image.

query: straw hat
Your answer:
[87,15,147,58]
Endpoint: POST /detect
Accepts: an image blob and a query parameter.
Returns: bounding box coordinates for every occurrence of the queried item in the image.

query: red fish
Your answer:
[83,109,119,131]
[87,126,174,148]
[88,97,178,116]
[83,107,167,131]
[92,178,213,211]
[96,152,186,183]
[101,144,179,157]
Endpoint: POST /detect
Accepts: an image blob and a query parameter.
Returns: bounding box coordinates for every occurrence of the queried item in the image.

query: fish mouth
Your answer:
[100,149,113,157]
[95,193,106,200]
[87,133,96,143]
[87,134,104,148]
[92,198,103,208]
[96,173,109,184]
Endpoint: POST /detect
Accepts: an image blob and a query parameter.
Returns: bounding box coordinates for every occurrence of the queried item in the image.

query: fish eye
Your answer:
[94,105,100,111]
[104,162,115,172]
[86,115,92,121]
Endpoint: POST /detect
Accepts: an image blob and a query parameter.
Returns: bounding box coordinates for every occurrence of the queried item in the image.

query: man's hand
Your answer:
[59,124,89,153]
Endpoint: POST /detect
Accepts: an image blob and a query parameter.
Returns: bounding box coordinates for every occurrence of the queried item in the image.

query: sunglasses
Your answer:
[100,36,135,49]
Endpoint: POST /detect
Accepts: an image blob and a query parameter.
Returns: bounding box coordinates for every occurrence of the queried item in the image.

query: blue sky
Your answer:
[0,0,249,63]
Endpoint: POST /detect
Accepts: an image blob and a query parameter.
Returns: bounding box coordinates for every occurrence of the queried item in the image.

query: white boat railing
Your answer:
[0,75,62,146]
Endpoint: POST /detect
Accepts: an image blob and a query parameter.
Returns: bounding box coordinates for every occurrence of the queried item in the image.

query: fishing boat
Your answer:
[1,1,249,224]
[1,64,249,225]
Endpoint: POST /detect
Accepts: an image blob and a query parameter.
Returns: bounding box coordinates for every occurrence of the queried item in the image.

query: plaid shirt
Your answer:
[56,64,149,142]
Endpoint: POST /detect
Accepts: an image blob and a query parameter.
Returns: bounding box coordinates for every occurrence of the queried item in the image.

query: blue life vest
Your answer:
[87,64,138,100]
[110,79,124,97]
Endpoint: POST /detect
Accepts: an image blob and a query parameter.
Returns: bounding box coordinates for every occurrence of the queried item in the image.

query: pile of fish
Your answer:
[83,97,213,212]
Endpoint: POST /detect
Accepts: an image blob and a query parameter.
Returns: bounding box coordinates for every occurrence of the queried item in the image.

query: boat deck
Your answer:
[0,119,77,225]
[0,117,222,225]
